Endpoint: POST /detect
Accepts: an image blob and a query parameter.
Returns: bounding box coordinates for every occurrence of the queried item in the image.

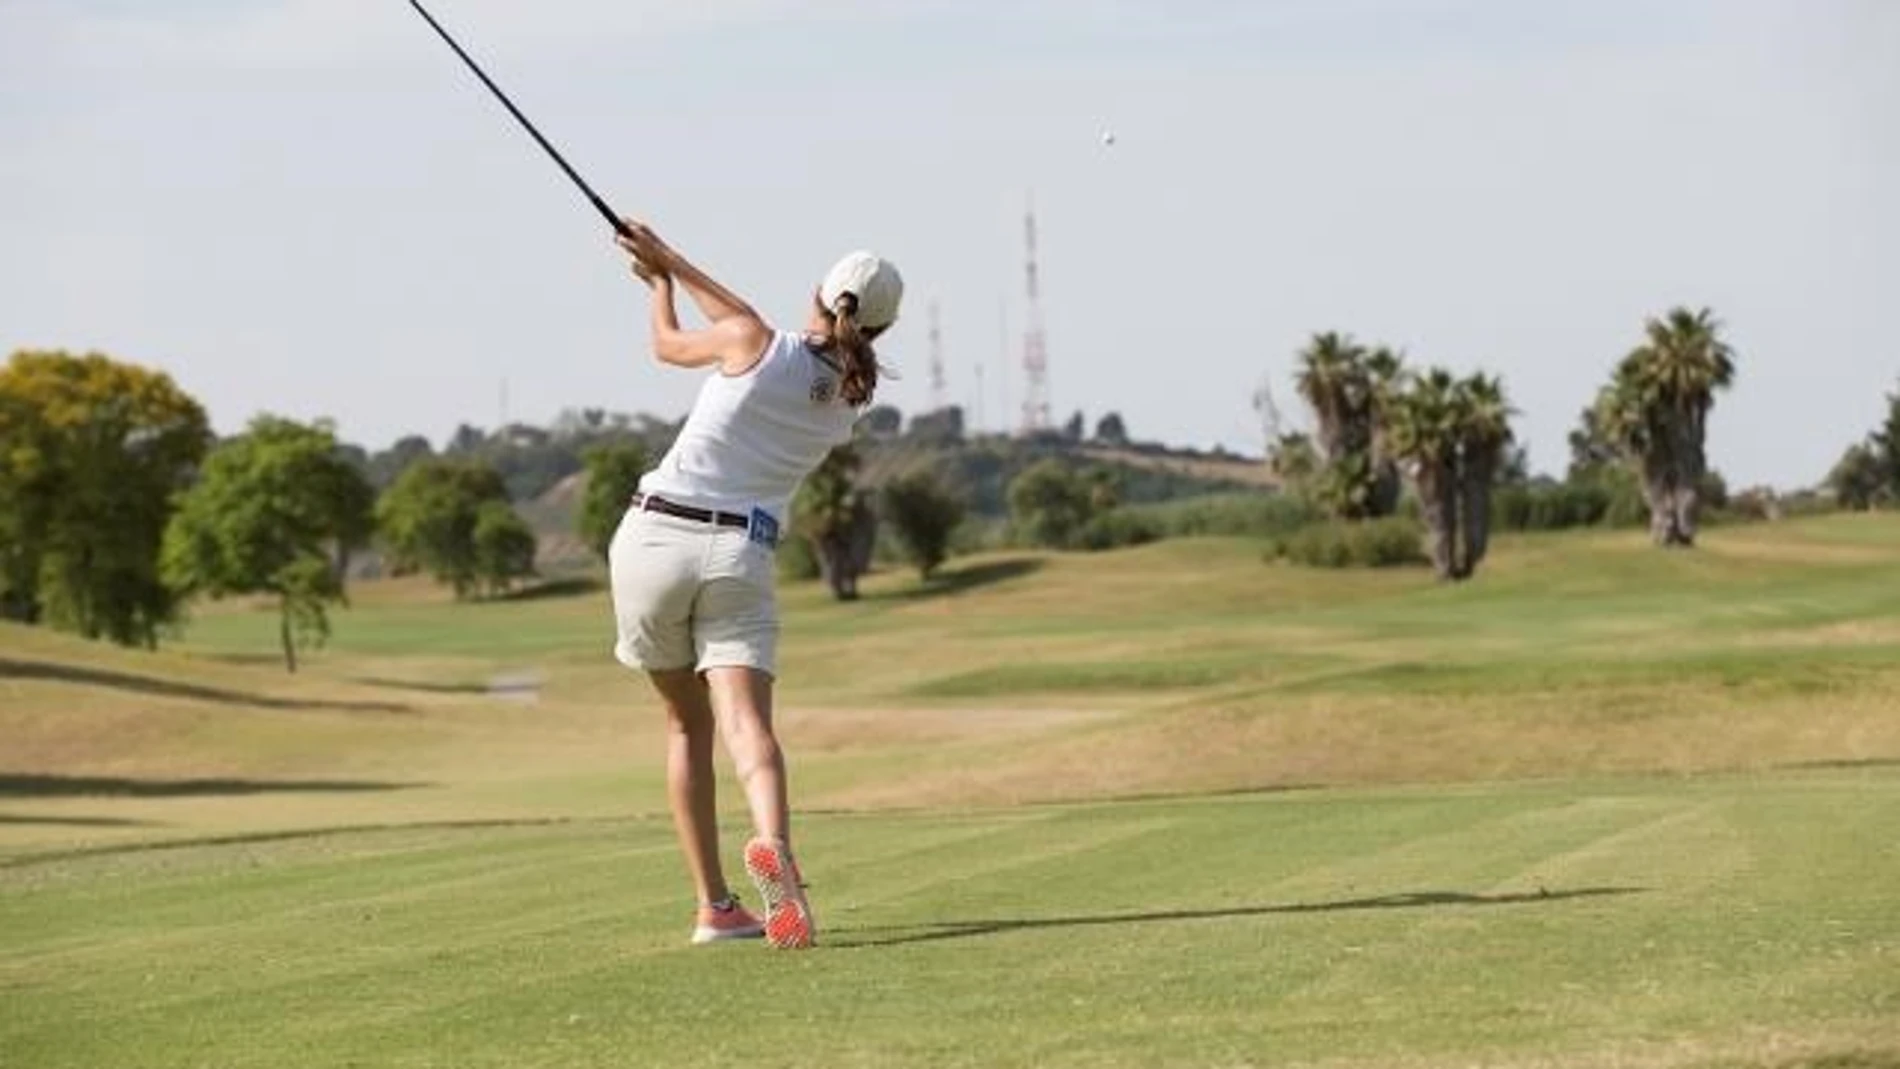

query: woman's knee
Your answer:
[648,669,714,736]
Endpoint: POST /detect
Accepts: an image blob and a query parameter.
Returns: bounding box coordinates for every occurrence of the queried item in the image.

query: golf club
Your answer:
[405,0,631,238]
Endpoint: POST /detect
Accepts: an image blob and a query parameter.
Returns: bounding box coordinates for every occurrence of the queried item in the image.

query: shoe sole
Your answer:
[691,924,763,945]
[744,839,814,949]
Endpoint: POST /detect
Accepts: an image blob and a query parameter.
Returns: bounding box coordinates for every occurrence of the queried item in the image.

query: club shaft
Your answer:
[406,0,629,237]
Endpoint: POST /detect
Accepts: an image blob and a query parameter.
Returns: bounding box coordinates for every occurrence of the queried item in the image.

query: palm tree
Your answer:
[1453,374,1514,574]
[1385,369,1462,580]
[1364,346,1407,516]
[1295,333,1409,520]
[792,443,877,600]
[1601,307,1736,546]
[1294,332,1364,464]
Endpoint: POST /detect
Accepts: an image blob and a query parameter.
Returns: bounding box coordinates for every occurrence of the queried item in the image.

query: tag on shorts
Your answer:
[747,508,780,548]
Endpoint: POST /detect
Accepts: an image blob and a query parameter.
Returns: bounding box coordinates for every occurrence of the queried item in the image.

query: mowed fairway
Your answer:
[4,515,1900,1067]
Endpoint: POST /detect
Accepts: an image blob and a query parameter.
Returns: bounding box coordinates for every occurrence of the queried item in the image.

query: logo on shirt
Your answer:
[810,376,836,404]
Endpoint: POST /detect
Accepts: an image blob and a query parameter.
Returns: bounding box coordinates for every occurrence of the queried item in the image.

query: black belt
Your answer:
[631,493,751,532]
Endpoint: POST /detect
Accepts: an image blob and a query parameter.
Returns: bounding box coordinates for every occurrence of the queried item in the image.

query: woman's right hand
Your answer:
[629,252,666,288]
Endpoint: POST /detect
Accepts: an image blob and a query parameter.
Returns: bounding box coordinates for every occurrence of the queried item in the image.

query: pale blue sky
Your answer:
[2,0,1894,488]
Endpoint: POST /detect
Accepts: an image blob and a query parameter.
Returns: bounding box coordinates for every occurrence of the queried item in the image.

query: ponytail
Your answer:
[827,292,881,407]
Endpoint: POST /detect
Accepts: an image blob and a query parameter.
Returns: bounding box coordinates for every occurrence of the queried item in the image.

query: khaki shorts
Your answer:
[607,506,779,677]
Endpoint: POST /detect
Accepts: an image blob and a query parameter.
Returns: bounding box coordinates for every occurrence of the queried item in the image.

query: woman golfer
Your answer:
[608,219,902,950]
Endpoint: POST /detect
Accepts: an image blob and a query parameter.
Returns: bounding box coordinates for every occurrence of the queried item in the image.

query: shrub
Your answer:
[880,471,967,578]
[1006,460,1114,549]
[1078,510,1165,552]
[776,536,820,582]
[1273,518,1427,569]
[1120,492,1319,540]
[1490,477,1648,532]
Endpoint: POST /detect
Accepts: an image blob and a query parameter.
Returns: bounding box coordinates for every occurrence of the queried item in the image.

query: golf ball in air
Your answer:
[1101,129,1116,147]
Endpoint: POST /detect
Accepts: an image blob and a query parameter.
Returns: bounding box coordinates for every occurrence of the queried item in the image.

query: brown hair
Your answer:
[820,292,882,407]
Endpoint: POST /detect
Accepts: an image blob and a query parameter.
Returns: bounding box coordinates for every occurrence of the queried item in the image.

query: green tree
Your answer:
[1565,403,1620,483]
[1062,410,1086,443]
[880,470,967,579]
[1827,443,1887,511]
[792,443,877,601]
[577,440,650,560]
[161,415,377,672]
[366,434,436,490]
[471,500,538,597]
[1093,412,1129,447]
[1596,307,1737,547]
[1007,459,1101,549]
[1266,432,1322,496]
[0,350,211,645]
[1871,381,1900,503]
[376,459,524,599]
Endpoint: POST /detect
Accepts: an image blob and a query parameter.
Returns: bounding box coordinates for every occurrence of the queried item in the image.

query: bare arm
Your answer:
[618,220,761,325]
[630,251,770,374]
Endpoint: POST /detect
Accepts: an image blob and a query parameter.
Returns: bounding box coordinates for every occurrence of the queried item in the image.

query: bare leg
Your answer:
[646,668,729,904]
[703,667,790,846]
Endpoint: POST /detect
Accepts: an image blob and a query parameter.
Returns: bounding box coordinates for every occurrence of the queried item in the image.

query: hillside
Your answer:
[7,512,1900,852]
[517,432,1281,569]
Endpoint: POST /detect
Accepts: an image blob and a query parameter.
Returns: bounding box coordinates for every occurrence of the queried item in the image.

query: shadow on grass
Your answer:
[349,677,490,695]
[0,774,426,799]
[834,886,1645,948]
[0,658,411,714]
[497,576,603,602]
[0,813,158,827]
[1777,757,1900,773]
[873,558,1045,603]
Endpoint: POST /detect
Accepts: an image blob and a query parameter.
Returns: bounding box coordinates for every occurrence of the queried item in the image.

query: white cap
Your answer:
[819,250,904,331]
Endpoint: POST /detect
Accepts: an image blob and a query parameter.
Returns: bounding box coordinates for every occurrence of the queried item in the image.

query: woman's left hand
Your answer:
[615,219,674,269]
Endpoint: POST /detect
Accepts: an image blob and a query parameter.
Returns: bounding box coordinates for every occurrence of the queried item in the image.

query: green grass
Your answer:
[5,513,1900,1067]
[2,771,1896,1069]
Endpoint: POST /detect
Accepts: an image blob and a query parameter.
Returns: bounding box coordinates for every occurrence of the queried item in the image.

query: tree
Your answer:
[1384,368,1517,581]
[161,416,375,672]
[1872,381,1900,503]
[1597,307,1737,547]
[1827,443,1887,511]
[1063,410,1086,443]
[445,423,487,455]
[1385,370,1462,579]
[1362,346,1407,516]
[792,443,877,600]
[1294,333,1404,519]
[366,434,436,490]
[1093,412,1129,447]
[376,459,526,599]
[577,440,650,560]
[1565,404,1619,483]
[908,406,964,445]
[881,470,966,580]
[471,500,538,597]
[1007,460,1101,550]
[1454,373,1515,573]
[860,404,904,438]
[1266,432,1322,496]
[0,350,211,645]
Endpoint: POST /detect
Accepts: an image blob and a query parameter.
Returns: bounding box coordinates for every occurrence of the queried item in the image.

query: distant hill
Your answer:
[519,431,1282,571]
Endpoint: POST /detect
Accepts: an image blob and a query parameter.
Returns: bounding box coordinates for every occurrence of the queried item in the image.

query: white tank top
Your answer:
[636,330,862,522]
